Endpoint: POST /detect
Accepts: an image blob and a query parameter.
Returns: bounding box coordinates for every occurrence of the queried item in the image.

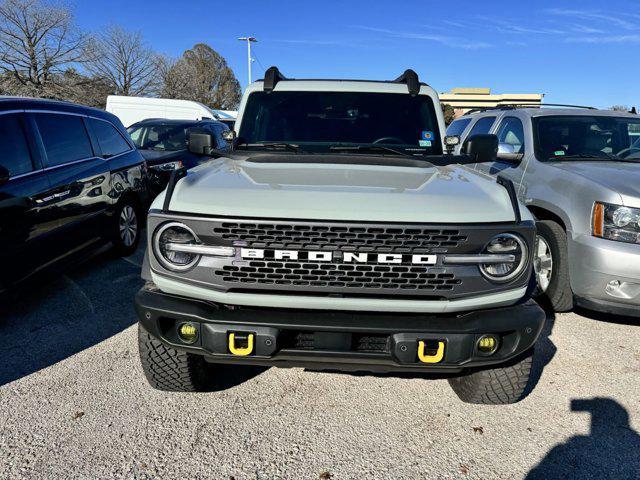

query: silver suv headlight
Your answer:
[153,222,201,271]
[480,233,528,282]
[593,202,640,244]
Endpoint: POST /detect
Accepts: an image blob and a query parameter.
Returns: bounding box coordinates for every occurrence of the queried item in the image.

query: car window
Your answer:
[535,115,640,160]
[127,123,192,151]
[446,118,472,137]
[467,117,496,137]
[35,113,93,167]
[0,114,33,177]
[496,117,525,154]
[90,118,131,158]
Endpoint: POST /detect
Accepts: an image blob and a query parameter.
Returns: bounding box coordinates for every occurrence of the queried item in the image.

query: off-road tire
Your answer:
[448,349,534,404]
[111,197,142,257]
[535,220,573,312]
[138,324,211,392]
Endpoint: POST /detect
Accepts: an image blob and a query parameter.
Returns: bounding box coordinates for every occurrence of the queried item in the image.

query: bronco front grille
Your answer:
[212,222,467,253]
[214,260,462,291]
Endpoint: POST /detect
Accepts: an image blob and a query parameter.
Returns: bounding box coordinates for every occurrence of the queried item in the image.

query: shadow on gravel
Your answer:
[204,364,270,392]
[523,310,557,397]
[0,245,144,386]
[525,398,640,479]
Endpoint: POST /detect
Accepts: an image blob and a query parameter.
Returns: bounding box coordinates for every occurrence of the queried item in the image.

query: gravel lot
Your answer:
[1,242,639,480]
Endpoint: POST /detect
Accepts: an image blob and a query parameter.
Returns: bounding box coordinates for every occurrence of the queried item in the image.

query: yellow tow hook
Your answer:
[228,333,255,356]
[417,340,445,364]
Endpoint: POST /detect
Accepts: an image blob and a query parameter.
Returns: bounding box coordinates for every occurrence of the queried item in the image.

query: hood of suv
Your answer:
[156,156,519,223]
[551,161,640,206]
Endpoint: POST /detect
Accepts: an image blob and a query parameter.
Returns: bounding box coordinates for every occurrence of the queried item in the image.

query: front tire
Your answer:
[112,198,141,256]
[138,325,212,392]
[448,350,533,404]
[534,220,573,312]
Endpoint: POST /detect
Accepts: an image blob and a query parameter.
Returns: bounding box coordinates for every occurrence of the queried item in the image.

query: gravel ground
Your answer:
[0,243,639,480]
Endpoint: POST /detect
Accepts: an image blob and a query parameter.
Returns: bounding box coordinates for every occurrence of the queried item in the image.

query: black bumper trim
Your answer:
[135,285,545,373]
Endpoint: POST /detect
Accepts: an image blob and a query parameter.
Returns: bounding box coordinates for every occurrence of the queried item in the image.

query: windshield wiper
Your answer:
[329,145,414,158]
[239,142,303,153]
[550,154,640,163]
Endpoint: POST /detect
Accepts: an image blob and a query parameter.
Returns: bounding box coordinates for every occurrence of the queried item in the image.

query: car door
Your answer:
[30,111,111,254]
[0,112,55,288]
[86,116,145,211]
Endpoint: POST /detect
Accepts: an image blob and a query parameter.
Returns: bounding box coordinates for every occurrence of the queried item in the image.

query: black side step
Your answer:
[496,175,521,223]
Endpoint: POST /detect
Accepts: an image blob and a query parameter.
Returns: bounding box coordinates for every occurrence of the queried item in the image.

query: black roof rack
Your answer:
[263,66,287,93]
[463,103,596,116]
[260,67,425,95]
[393,69,421,96]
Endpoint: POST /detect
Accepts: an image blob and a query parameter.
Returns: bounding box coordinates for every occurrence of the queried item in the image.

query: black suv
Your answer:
[0,98,148,292]
[127,118,230,195]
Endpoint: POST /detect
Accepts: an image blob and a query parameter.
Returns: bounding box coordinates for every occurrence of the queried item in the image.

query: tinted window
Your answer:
[35,113,93,167]
[468,117,496,137]
[127,122,194,151]
[497,117,525,154]
[0,114,33,176]
[446,118,472,137]
[535,115,640,161]
[90,119,130,157]
[238,91,443,154]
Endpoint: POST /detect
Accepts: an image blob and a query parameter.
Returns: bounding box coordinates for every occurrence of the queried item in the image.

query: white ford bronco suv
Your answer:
[135,68,545,404]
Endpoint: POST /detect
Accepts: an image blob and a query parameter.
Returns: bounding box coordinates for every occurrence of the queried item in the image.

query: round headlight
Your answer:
[480,233,528,283]
[153,222,201,271]
[612,206,633,227]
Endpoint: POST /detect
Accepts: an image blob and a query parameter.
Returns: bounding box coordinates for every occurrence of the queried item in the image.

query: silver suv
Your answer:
[448,107,640,316]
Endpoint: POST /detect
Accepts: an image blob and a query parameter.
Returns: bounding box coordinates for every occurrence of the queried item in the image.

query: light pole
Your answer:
[238,36,257,85]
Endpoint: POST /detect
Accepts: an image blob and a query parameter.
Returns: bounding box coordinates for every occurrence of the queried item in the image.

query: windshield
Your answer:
[534,115,640,161]
[128,123,194,151]
[237,91,442,155]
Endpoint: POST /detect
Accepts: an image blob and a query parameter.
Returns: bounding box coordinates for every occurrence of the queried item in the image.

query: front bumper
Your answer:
[569,234,640,316]
[135,284,545,373]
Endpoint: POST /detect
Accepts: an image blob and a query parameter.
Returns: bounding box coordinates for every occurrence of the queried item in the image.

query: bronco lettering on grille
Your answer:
[240,248,437,265]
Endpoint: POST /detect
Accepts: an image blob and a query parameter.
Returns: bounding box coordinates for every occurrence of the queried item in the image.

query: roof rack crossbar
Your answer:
[263,66,287,93]
[463,103,596,115]
[393,69,421,96]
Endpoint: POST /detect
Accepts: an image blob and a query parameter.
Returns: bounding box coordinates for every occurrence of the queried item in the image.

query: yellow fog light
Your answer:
[477,335,499,355]
[178,323,198,343]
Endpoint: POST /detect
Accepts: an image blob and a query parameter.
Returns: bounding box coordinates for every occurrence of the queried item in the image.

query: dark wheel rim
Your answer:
[119,205,138,247]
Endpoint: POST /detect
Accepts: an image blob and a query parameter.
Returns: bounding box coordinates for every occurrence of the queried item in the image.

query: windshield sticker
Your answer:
[554,150,566,156]
[421,131,434,141]
[419,140,432,147]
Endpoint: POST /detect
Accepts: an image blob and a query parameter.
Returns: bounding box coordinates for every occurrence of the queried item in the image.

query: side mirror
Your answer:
[497,143,524,163]
[0,165,9,186]
[463,134,498,163]
[188,128,215,156]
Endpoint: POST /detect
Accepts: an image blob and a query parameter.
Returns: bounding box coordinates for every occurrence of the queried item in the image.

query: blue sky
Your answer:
[75,0,638,108]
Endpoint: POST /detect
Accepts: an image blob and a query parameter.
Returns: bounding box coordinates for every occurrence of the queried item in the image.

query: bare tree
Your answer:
[0,0,85,96]
[85,25,161,97]
[160,43,241,110]
[611,105,629,112]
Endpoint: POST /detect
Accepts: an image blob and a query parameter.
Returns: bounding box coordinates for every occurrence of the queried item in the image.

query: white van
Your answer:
[106,96,235,128]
